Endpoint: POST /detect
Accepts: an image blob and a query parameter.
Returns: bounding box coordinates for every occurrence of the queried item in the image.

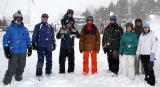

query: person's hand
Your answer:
[32,43,38,50]
[80,50,83,53]
[150,53,156,62]
[52,43,56,51]
[71,28,77,32]
[27,45,32,57]
[103,47,109,54]
[60,30,65,34]
[4,47,11,59]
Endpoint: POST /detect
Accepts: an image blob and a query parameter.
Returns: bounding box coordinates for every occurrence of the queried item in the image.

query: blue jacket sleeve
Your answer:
[25,28,31,46]
[3,27,11,48]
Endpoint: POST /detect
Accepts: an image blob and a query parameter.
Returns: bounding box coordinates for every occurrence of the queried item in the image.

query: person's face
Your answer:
[136,22,142,27]
[126,26,132,32]
[41,17,48,22]
[110,20,116,24]
[68,13,72,17]
[143,27,149,33]
[87,20,93,24]
[15,17,23,24]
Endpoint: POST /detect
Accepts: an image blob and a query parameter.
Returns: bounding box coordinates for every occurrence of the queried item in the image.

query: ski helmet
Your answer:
[67,9,74,15]
[13,10,23,20]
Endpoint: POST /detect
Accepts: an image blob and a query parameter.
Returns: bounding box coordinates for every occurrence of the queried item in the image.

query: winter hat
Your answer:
[87,16,94,22]
[143,22,150,29]
[125,22,133,28]
[13,10,23,19]
[110,15,116,21]
[67,9,74,15]
[135,18,142,24]
[42,13,49,18]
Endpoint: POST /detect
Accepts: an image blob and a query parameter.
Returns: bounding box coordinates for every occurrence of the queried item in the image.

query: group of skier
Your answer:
[2,9,158,86]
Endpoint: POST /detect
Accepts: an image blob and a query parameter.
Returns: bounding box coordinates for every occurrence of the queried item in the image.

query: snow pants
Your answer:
[140,55,155,86]
[36,47,52,76]
[3,53,26,85]
[134,56,144,75]
[59,48,75,73]
[107,50,119,74]
[119,55,135,79]
[83,51,97,74]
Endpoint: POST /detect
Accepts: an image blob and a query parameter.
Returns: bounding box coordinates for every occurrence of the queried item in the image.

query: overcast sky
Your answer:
[0,0,117,23]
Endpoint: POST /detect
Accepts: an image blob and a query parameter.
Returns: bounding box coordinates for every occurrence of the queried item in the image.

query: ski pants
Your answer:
[119,55,135,79]
[3,53,26,84]
[83,51,97,74]
[107,50,119,74]
[140,55,155,86]
[36,47,52,76]
[59,48,75,73]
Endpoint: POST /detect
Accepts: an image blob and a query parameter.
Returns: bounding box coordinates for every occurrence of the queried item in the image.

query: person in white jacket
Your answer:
[136,22,158,86]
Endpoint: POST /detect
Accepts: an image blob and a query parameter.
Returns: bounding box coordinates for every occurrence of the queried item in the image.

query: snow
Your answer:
[0,18,160,87]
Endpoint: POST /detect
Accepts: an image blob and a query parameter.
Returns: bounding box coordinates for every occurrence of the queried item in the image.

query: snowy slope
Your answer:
[0,20,160,87]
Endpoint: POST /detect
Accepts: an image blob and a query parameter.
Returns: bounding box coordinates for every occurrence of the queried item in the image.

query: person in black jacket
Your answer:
[102,15,123,76]
[57,20,80,74]
[61,9,75,28]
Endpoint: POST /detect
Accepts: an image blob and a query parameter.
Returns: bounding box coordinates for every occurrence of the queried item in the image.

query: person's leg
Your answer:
[45,48,52,75]
[127,55,135,80]
[67,49,75,73]
[107,51,112,72]
[134,57,140,75]
[59,48,67,73]
[15,54,26,81]
[91,51,97,74]
[111,50,119,75]
[141,55,149,81]
[119,55,127,76]
[140,61,145,74]
[83,51,89,74]
[36,47,45,76]
[3,54,18,85]
[143,55,155,86]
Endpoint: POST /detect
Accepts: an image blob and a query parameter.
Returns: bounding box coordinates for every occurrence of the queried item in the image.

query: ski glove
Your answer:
[27,45,32,57]
[52,43,56,51]
[150,53,156,62]
[103,47,109,54]
[32,43,38,50]
[4,47,11,59]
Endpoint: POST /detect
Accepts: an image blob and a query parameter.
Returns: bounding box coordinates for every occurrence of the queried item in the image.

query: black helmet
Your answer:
[67,9,74,15]
[87,16,94,22]
[42,13,49,18]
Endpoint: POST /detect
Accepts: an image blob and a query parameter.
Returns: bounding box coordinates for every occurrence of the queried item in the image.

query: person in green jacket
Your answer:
[119,22,138,80]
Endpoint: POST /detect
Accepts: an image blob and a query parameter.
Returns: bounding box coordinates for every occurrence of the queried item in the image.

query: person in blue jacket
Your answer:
[2,10,32,85]
[57,20,80,74]
[32,13,56,79]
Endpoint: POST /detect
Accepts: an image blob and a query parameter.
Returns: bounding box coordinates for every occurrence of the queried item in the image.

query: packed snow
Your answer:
[0,17,160,87]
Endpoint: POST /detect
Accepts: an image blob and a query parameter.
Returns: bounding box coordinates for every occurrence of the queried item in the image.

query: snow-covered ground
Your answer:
[0,18,160,87]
